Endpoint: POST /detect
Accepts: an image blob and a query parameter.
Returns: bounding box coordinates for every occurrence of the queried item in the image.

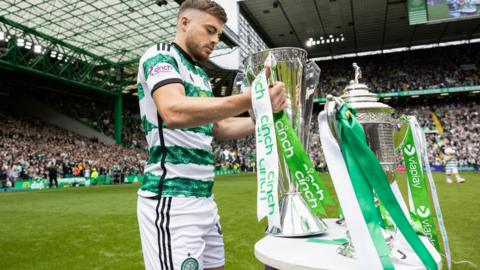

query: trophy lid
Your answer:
[341,63,393,112]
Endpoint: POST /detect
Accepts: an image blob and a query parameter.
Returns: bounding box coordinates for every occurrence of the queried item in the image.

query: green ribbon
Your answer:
[337,103,437,270]
[378,200,395,229]
[307,238,349,245]
[262,53,332,215]
[273,112,333,215]
[402,125,440,251]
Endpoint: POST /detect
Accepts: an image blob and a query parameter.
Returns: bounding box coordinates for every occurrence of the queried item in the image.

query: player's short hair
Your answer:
[178,0,228,24]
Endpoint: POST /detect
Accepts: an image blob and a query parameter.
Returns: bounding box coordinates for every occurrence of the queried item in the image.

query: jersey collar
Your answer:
[172,42,197,66]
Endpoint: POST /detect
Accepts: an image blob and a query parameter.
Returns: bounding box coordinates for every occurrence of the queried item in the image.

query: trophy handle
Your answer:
[233,71,248,95]
[325,95,343,144]
[305,61,321,96]
[302,61,321,148]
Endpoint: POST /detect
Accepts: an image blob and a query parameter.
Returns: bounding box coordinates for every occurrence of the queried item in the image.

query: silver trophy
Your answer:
[326,63,405,258]
[340,63,396,182]
[243,48,327,237]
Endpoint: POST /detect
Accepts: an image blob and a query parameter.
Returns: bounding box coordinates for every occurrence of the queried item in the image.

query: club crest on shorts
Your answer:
[181,257,199,270]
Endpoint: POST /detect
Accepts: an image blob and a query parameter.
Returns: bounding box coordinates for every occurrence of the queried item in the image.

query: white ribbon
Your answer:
[409,116,452,270]
[318,112,383,270]
[391,180,411,222]
[252,69,281,230]
[319,112,442,269]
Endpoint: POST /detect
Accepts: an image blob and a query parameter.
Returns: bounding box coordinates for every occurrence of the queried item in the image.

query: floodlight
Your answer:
[17,38,25,47]
[34,44,42,53]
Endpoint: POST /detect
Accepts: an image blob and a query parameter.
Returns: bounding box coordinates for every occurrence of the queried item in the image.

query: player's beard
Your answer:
[185,35,210,62]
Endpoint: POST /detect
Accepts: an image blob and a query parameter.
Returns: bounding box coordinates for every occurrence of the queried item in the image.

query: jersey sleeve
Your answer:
[141,51,182,96]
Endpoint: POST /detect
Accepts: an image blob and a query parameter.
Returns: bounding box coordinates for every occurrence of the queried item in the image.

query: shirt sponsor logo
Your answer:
[149,63,173,77]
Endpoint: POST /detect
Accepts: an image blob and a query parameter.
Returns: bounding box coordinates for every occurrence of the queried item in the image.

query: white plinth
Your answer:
[255,218,442,270]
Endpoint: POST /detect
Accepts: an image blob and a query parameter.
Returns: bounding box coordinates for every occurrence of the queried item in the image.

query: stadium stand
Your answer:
[212,98,480,172]
[395,100,480,167]
[0,109,146,186]
[317,43,480,96]
[1,44,479,184]
[26,90,148,150]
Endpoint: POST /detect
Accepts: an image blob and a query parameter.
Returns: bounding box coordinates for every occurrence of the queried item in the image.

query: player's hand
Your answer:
[269,82,287,113]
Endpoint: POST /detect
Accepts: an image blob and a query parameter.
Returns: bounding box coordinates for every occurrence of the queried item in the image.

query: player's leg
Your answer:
[139,195,222,270]
[453,168,465,183]
[203,201,225,270]
[445,167,453,183]
[170,197,225,270]
[137,195,165,270]
[139,196,200,270]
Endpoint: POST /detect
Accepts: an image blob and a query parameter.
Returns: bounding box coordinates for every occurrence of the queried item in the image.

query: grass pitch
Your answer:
[0,172,478,270]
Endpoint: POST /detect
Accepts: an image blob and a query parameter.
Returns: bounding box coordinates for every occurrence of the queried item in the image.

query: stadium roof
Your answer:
[0,0,238,95]
[239,0,480,59]
[0,0,237,64]
[2,0,479,95]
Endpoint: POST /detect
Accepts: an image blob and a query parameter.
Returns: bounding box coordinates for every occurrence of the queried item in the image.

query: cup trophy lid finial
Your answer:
[341,63,392,111]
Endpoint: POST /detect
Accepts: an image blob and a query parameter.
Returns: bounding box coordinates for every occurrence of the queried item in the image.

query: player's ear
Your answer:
[178,15,189,32]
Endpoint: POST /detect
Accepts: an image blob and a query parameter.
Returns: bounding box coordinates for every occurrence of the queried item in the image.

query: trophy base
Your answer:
[268,192,328,237]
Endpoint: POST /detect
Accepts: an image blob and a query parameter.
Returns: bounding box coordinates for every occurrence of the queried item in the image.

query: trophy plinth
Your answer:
[244,48,327,237]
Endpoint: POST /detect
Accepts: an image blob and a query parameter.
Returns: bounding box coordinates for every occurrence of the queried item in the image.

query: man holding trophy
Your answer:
[136,1,286,269]
[136,1,445,269]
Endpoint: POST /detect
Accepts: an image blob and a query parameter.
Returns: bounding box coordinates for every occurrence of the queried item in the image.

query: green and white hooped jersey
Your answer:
[444,147,458,168]
[137,42,214,198]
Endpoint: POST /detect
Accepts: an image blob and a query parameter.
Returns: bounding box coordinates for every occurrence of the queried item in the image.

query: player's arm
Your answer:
[153,84,250,128]
[212,117,255,141]
[152,82,286,129]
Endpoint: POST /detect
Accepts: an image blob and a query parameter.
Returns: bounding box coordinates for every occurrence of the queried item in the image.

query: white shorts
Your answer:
[137,195,224,270]
[445,167,458,174]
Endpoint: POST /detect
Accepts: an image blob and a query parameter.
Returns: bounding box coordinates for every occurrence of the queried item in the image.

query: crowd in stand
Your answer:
[396,101,480,167]
[29,90,148,150]
[212,135,256,172]
[0,110,147,186]
[2,44,479,185]
[28,45,480,144]
[212,44,480,170]
[317,44,480,97]
[122,112,148,150]
[2,98,476,186]
[36,92,115,137]
[212,99,480,171]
